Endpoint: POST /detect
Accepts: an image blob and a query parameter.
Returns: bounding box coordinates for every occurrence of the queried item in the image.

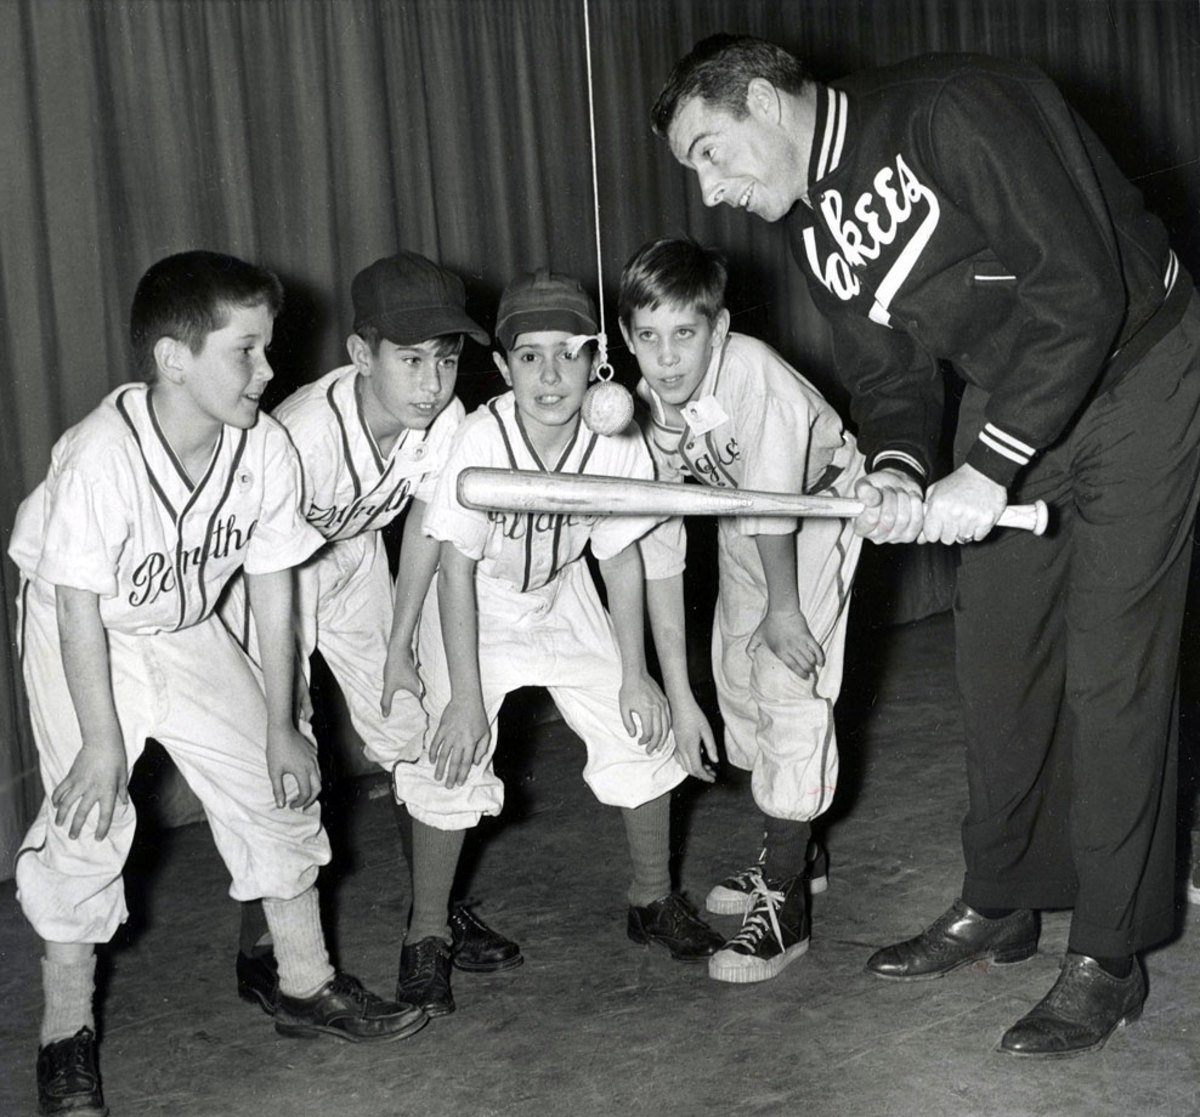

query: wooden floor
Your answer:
[3,611,1199,1117]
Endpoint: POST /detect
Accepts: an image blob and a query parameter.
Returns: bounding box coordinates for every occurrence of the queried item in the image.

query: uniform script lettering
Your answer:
[307,480,414,536]
[800,152,941,327]
[129,513,257,606]
[487,509,596,539]
[688,437,740,486]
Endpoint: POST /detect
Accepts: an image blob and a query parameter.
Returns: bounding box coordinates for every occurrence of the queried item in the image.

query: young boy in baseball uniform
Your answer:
[392,269,722,1015]
[233,252,522,1017]
[619,237,867,983]
[11,251,427,1117]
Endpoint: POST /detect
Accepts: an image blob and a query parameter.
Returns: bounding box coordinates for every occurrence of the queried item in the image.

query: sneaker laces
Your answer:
[727,871,787,952]
[720,846,767,891]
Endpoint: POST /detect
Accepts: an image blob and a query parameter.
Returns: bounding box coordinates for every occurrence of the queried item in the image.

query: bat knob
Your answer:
[581,380,634,436]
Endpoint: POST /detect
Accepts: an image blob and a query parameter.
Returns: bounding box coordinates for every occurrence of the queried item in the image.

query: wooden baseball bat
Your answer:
[457,468,1050,535]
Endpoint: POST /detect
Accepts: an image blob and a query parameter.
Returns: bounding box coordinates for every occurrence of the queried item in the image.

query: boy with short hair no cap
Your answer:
[11,250,427,1117]
[619,236,867,984]
[392,268,722,1015]
[233,251,522,1016]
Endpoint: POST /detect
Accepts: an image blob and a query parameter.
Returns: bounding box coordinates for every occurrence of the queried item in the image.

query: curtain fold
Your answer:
[3,0,1198,874]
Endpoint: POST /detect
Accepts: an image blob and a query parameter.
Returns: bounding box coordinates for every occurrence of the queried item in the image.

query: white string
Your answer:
[581,0,613,379]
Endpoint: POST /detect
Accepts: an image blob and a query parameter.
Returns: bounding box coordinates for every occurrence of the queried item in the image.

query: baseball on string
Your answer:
[581,378,634,435]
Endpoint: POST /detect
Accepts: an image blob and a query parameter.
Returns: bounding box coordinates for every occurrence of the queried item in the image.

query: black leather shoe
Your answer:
[236,948,279,1015]
[449,903,524,973]
[998,953,1146,1058]
[627,893,724,962]
[274,972,428,1043]
[397,937,456,1016]
[36,1026,108,1117]
[866,899,1038,981]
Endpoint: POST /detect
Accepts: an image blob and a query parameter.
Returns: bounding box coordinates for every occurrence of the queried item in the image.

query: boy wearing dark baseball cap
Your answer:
[391,268,722,1017]
[234,251,523,1021]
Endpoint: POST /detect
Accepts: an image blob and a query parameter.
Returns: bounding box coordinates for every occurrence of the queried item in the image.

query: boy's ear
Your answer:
[491,350,512,385]
[346,332,371,372]
[711,307,732,348]
[153,336,187,385]
[617,319,634,349]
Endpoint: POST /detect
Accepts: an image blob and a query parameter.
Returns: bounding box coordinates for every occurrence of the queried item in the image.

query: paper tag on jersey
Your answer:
[681,396,729,436]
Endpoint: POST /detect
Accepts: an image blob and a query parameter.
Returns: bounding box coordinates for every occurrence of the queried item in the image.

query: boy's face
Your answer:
[621,302,729,407]
[493,330,593,439]
[353,335,459,433]
[176,302,275,429]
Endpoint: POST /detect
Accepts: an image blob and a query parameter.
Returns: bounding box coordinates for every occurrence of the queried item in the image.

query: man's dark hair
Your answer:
[651,33,813,137]
[130,250,284,381]
[618,237,727,330]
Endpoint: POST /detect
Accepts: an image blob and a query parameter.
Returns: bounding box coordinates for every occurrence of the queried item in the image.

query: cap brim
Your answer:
[498,309,597,350]
[359,306,490,348]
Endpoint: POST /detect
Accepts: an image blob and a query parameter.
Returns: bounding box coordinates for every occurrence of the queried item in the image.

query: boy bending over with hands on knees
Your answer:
[392,269,722,1016]
[11,251,426,1117]
[231,252,521,1018]
[620,237,866,984]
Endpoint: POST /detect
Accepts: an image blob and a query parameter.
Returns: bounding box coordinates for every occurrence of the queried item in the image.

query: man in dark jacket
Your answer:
[652,33,1200,1058]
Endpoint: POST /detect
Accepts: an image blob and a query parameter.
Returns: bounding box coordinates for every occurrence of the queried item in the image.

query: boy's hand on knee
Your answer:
[266,726,321,809]
[748,610,824,679]
[620,672,670,753]
[52,738,128,841]
[429,698,489,788]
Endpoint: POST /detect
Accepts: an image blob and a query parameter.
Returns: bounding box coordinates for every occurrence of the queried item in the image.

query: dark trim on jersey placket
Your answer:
[329,382,364,501]
[116,390,178,522]
[146,393,198,493]
[488,402,540,592]
[542,430,596,585]
[185,431,246,629]
[354,376,388,475]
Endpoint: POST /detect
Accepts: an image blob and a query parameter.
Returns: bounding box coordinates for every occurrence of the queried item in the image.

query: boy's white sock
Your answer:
[262,888,335,999]
[41,954,96,1045]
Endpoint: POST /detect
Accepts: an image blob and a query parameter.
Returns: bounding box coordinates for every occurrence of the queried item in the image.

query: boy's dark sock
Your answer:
[392,798,415,868]
[1090,954,1134,979]
[622,793,673,907]
[762,815,810,882]
[408,819,465,944]
[238,899,272,955]
[973,906,1016,920]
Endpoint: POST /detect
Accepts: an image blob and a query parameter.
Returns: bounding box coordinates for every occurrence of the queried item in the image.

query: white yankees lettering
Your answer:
[802,153,941,326]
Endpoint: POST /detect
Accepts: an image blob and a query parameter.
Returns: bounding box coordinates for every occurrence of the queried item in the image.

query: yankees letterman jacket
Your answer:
[786,53,1189,486]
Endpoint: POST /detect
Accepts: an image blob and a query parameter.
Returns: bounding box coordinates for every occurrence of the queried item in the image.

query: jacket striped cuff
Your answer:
[965,423,1036,485]
[869,450,927,485]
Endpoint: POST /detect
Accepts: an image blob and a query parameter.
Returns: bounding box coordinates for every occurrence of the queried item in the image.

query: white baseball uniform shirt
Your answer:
[395,392,686,831]
[10,383,329,943]
[639,332,867,821]
[264,365,465,770]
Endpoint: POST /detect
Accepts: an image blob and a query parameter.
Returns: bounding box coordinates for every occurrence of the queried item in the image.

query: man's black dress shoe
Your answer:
[997,953,1145,1058]
[865,899,1038,981]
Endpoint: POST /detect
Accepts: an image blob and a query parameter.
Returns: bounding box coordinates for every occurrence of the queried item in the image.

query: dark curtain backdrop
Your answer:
[2,0,1198,874]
